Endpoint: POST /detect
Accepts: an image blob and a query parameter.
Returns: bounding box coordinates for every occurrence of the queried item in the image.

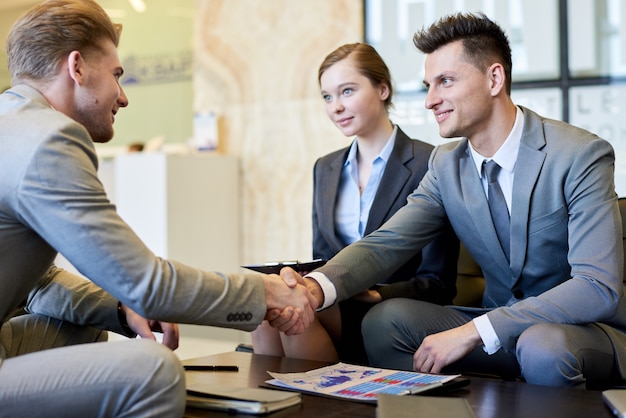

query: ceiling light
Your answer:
[128,0,146,13]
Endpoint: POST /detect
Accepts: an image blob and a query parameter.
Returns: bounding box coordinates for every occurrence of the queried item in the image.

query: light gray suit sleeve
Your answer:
[17,119,267,331]
[26,266,132,336]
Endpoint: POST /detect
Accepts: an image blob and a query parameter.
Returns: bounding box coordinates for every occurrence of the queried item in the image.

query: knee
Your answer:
[126,340,186,415]
[361,299,419,369]
[362,299,409,339]
[517,324,581,386]
[141,339,185,389]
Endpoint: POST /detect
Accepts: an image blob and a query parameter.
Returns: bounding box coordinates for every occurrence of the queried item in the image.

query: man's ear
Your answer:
[488,63,506,96]
[67,50,85,85]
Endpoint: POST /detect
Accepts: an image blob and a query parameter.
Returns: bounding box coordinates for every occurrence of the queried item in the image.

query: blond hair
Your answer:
[7,0,122,84]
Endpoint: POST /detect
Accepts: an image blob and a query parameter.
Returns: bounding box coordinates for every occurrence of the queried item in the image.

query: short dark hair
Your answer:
[413,12,512,94]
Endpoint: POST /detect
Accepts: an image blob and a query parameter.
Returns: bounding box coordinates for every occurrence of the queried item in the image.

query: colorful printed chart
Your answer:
[266,363,460,403]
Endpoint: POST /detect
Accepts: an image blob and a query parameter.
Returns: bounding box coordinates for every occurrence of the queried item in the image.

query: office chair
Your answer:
[454,243,485,307]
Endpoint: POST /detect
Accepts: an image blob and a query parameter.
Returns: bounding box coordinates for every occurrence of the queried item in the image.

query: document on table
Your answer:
[265,362,462,403]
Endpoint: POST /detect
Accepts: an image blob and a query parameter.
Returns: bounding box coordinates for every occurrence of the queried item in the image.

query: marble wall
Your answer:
[194,0,364,265]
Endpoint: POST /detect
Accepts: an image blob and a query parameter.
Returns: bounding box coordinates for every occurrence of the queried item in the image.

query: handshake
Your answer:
[261,267,323,335]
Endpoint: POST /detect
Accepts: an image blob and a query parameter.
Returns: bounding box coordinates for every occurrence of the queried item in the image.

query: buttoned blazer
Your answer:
[312,128,459,303]
[317,106,626,377]
[0,85,266,352]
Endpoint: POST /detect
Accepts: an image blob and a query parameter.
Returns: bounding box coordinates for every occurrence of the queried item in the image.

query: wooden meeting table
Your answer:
[182,351,613,418]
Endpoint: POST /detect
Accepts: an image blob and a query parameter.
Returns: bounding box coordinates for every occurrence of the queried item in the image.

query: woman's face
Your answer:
[320,57,389,138]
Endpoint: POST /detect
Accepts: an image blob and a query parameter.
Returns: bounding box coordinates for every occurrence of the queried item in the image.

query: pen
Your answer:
[183,364,239,372]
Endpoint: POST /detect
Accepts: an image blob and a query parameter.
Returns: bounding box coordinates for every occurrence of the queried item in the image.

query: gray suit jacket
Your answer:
[317,106,626,377]
[312,128,458,303]
[0,85,266,361]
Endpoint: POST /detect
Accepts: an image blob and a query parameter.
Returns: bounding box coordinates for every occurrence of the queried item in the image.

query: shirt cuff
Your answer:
[305,272,337,310]
[473,314,502,355]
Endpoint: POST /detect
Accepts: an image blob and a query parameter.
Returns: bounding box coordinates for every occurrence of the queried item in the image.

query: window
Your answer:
[365,0,626,195]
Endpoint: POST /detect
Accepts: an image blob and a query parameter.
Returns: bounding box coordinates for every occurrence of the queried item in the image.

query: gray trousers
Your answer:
[0,314,186,417]
[362,299,616,387]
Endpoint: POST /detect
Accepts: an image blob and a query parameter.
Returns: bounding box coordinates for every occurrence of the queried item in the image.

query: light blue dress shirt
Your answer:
[335,126,398,245]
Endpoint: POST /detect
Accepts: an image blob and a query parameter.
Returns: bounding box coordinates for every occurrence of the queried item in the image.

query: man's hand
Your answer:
[262,269,318,335]
[280,267,324,308]
[264,306,304,335]
[413,321,482,373]
[121,303,180,350]
[265,267,326,334]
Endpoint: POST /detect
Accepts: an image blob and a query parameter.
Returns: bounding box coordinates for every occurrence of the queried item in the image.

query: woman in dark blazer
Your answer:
[252,43,459,364]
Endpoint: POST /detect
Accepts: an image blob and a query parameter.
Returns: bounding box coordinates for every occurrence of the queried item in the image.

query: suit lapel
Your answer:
[317,149,348,253]
[459,144,510,266]
[460,107,549,278]
[365,131,412,234]
[510,107,547,278]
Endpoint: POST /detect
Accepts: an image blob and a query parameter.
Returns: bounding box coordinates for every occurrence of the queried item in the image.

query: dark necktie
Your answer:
[483,160,510,261]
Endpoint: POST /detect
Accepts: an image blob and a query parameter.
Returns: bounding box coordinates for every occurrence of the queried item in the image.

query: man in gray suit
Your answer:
[0,1,315,417]
[275,12,626,388]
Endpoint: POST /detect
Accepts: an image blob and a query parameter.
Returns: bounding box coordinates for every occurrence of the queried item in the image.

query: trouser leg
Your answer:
[2,313,107,357]
[362,299,520,379]
[517,323,616,388]
[0,315,185,417]
[362,299,473,370]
